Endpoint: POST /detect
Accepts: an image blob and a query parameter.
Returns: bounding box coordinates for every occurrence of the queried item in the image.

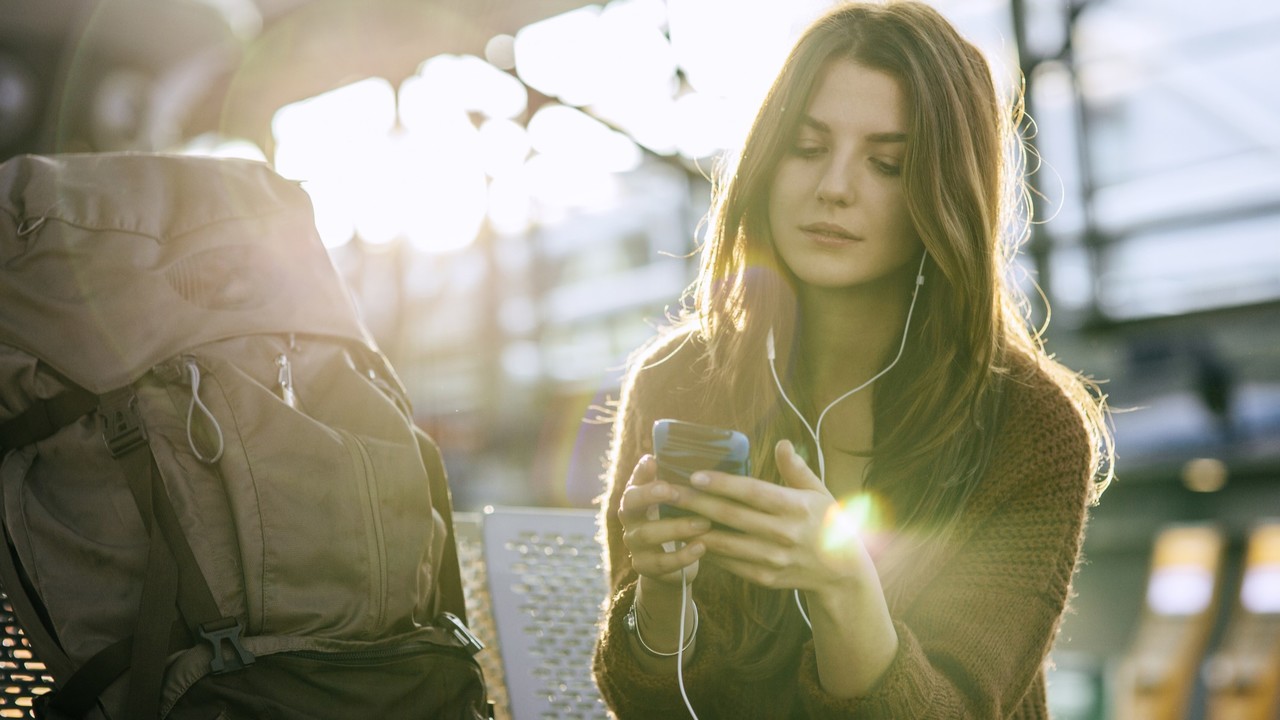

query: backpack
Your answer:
[0,152,491,719]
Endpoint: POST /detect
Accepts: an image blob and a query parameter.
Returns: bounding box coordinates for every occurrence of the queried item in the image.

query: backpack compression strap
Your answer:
[0,385,98,456]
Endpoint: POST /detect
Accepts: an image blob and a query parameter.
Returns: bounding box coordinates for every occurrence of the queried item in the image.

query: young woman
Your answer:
[591,2,1113,717]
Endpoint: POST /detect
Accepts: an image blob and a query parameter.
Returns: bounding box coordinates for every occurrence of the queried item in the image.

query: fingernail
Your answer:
[690,543,706,556]
[690,472,709,486]
[652,484,668,498]
[691,518,710,531]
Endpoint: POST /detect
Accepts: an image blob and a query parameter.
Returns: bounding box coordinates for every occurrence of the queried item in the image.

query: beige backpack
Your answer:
[0,153,489,719]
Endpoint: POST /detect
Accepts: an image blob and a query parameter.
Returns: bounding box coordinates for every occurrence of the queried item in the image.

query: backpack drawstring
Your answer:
[185,359,224,464]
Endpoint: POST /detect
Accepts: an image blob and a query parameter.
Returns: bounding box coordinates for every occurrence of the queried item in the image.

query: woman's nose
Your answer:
[815,164,854,207]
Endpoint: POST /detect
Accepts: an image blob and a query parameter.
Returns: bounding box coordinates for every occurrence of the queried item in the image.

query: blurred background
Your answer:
[2,0,1278,717]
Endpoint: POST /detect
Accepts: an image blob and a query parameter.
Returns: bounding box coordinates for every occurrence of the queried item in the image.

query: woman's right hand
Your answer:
[619,454,710,587]
[618,454,707,665]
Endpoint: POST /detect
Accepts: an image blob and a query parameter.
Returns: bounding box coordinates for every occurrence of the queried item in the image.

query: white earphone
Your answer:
[768,251,927,628]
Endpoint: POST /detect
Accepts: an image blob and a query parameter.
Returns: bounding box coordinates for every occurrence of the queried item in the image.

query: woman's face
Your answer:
[767,60,921,291]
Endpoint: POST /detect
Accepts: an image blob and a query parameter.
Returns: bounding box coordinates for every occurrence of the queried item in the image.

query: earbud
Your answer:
[766,328,776,361]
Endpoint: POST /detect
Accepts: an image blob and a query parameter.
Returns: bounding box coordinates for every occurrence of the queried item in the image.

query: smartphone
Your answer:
[653,419,750,530]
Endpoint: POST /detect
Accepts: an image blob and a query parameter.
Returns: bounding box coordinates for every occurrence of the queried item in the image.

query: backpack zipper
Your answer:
[285,642,475,664]
[275,353,297,408]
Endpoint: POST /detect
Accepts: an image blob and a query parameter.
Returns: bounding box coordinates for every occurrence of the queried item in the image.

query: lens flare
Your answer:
[821,493,888,557]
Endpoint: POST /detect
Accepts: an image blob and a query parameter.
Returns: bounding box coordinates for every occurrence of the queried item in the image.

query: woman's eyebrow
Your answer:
[800,115,831,134]
[799,116,907,144]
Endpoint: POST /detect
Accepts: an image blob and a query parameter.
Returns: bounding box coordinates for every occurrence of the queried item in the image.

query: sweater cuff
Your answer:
[798,620,935,718]
[592,581,719,717]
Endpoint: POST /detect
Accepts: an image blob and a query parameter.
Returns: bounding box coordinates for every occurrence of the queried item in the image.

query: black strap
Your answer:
[120,448,226,635]
[0,386,96,454]
[41,622,188,719]
[115,446,182,720]
[0,530,76,685]
[415,427,468,624]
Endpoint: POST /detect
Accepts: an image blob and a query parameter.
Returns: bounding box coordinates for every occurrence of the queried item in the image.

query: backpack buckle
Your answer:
[99,389,148,458]
[199,618,256,674]
[437,612,485,656]
[435,607,483,653]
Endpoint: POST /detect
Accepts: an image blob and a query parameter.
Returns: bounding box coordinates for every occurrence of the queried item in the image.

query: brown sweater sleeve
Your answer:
[797,369,1094,718]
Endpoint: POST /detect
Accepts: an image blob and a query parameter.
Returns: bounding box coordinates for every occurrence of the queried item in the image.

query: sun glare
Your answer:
[821,493,889,557]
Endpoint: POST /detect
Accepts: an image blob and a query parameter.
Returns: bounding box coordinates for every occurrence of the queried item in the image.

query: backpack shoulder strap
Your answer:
[0,385,97,455]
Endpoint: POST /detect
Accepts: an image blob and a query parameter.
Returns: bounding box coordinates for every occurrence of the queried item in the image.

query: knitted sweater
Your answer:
[592,328,1094,719]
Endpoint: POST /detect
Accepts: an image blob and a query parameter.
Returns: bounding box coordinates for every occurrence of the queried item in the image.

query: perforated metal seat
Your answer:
[0,596,53,719]
[459,507,610,720]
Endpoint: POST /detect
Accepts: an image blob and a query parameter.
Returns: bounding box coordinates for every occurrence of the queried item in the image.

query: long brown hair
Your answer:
[682,0,1113,678]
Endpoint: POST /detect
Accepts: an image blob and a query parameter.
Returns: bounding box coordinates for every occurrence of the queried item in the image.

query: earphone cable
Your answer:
[678,568,699,719]
[769,252,927,629]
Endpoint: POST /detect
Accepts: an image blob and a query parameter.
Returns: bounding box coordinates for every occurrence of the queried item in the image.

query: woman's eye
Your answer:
[872,158,902,176]
[790,144,825,158]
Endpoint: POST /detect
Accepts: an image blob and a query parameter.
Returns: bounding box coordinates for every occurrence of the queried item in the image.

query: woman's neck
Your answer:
[796,272,914,404]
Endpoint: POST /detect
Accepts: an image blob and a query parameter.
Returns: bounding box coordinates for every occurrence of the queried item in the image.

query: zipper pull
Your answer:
[275,353,297,408]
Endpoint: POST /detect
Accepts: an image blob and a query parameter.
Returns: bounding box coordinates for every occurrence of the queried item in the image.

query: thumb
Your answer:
[776,440,823,490]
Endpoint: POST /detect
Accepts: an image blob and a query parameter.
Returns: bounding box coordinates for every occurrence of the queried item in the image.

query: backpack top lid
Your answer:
[0,152,374,393]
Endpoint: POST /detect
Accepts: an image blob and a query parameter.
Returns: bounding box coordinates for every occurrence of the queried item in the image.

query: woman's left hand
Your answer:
[671,439,875,595]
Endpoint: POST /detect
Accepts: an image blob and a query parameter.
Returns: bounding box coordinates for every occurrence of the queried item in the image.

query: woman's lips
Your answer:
[800,223,860,246]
